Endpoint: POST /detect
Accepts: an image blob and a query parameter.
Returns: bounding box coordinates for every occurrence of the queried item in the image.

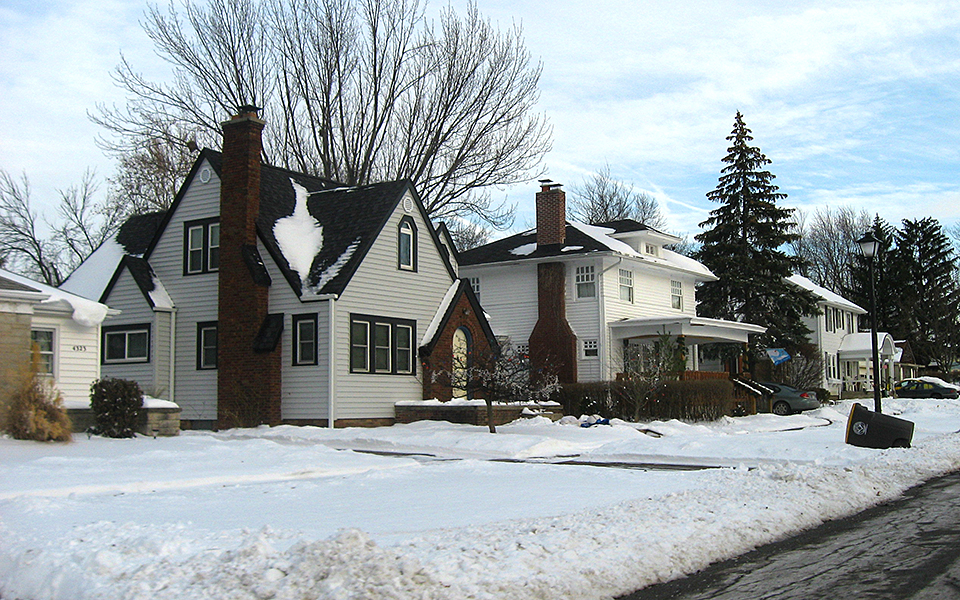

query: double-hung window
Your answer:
[293,314,318,366]
[350,315,416,375]
[619,269,634,303]
[671,280,683,310]
[197,322,218,370]
[184,218,220,275]
[103,325,150,364]
[30,329,55,375]
[583,339,599,358]
[576,265,596,298]
[469,277,481,300]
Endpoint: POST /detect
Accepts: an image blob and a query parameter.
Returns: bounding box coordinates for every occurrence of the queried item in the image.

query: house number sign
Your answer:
[72,345,88,352]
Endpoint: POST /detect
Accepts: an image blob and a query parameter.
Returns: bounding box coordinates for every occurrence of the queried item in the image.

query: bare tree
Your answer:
[0,169,119,286]
[791,206,872,294]
[445,219,490,252]
[570,162,665,228]
[105,129,198,217]
[93,0,551,227]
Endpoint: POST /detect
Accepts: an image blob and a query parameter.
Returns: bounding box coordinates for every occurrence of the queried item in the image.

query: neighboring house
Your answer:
[458,182,765,383]
[62,107,494,429]
[0,268,112,410]
[787,274,898,396]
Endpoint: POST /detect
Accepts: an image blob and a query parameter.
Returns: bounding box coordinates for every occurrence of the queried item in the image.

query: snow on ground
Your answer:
[2,398,960,600]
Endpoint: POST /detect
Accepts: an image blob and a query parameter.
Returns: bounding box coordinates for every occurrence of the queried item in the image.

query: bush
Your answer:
[5,361,72,442]
[90,377,143,438]
[558,379,734,422]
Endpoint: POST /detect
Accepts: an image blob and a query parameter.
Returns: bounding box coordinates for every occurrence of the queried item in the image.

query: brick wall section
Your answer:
[0,311,32,425]
[421,290,495,402]
[529,262,578,384]
[536,184,566,247]
[217,110,282,428]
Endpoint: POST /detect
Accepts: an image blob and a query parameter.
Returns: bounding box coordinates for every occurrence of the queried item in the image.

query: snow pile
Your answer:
[2,267,110,327]
[274,179,324,286]
[3,399,960,600]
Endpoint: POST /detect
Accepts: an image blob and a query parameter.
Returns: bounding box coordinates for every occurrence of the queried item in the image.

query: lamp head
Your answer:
[857,231,880,259]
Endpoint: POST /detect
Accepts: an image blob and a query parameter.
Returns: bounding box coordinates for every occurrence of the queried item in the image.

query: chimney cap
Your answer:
[538,179,562,192]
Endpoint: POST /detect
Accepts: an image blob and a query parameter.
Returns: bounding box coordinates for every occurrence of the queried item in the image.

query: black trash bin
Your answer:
[845,403,914,449]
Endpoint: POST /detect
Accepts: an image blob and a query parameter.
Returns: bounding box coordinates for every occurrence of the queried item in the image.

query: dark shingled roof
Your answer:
[459,219,655,266]
[0,274,41,293]
[116,211,168,256]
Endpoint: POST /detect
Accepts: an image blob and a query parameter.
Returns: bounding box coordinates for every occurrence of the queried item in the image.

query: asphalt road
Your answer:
[622,470,960,600]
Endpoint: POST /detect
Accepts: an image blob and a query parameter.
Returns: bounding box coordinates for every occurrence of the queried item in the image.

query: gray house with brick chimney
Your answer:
[459,182,765,383]
[66,108,494,429]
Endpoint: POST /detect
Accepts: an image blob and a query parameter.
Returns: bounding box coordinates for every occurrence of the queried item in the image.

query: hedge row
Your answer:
[557,379,738,422]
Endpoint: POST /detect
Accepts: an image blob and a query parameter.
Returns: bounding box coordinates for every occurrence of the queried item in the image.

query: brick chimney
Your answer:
[528,181,577,384]
[536,180,566,247]
[217,106,282,428]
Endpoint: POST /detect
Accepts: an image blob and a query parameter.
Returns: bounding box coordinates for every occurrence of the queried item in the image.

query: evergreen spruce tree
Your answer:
[695,112,819,364]
[891,217,960,369]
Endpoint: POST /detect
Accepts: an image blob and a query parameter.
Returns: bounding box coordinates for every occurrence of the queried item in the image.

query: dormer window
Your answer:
[644,243,659,256]
[398,217,417,271]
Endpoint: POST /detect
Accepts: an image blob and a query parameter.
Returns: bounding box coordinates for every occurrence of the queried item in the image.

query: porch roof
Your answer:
[609,316,766,345]
[838,332,897,360]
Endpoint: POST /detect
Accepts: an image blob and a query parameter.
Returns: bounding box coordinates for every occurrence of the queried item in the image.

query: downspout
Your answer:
[598,257,623,380]
[169,308,176,404]
[328,297,336,428]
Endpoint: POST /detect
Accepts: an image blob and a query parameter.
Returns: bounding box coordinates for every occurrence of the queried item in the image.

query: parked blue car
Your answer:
[756,382,821,415]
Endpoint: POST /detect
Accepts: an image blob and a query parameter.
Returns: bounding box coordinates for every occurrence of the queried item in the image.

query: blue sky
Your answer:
[2,0,959,241]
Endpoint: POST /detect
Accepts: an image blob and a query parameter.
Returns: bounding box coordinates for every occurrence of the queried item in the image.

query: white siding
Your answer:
[31,311,100,407]
[458,262,539,344]
[100,269,158,393]
[262,239,331,421]
[566,258,601,382]
[334,193,456,420]
[147,161,221,421]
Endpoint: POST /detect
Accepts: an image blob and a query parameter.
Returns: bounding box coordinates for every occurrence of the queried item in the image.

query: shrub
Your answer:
[5,357,72,442]
[648,379,734,421]
[559,379,734,422]
[90,377,143,438]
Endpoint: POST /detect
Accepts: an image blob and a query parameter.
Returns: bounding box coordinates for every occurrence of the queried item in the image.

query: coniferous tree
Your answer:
[694,112,819,363]
[892,218,960,368]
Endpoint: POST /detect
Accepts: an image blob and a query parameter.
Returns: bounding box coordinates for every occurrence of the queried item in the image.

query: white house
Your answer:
[786,274,898,396]
[0,268,112,410]
[61,107,495,429]
[458,182,765,383]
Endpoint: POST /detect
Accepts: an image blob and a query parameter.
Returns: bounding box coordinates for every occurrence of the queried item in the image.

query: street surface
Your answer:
[623,470,960,599]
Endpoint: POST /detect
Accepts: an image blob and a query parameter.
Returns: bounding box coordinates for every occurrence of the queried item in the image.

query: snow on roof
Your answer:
[1,268,110,327]
[569,221,639,257]
[274,179,324,287]
[148,275,174,310]
[509,242,537,256]
[307,238,360,295]
[657,248,716,280]
[838,332,896,357]
[420,280,461,347]
[787,274,865,313]
[59,237,125,301]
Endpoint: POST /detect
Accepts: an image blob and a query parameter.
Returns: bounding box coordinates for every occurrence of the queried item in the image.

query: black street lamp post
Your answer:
[857,231,883,414]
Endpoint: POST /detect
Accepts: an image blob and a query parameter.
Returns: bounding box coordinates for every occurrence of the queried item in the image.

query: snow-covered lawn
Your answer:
[3,398,960,600]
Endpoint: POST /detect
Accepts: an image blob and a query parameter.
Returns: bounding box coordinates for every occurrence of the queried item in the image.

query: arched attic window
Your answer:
[398,216,418,271]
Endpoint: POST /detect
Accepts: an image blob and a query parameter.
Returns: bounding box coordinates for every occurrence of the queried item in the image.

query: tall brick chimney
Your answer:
[528,181,577,384]
[217,106,282,428]
[536,180,566,248]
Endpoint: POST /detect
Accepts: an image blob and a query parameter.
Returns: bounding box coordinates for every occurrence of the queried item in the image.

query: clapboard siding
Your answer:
[261,239,331,421]
[460,263,539,344]
[31,311,101,407]
[101,268,157,392]
[148,160,221,421]
[334,193,455,419]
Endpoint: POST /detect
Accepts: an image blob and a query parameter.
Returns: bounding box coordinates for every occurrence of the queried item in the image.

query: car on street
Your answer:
[894,377,960,399]
[756,382,821,415]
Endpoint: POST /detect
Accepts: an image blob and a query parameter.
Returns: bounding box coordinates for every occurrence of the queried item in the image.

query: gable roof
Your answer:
[418,279,498,357]
[88,149,455,303]
[459,219,715,280]
[787,274,866,314]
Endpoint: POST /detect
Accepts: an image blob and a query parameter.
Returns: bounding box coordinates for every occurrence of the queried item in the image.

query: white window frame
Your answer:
[469,277,481,299]
[30,328,56,376]
[396,324,413,374]
[583,339,599,358]
[351,321,370,373]
[104,327,150,364]
[671,280,683,311]
[208,222,220,271]
[576,265,596,299]
[187,225,205,274]
[374,323,392,373]
[293,314,318,366]
[398,219,415,271]
[644,243,659,256]
[198,323,218,370]
[619,269,634,303]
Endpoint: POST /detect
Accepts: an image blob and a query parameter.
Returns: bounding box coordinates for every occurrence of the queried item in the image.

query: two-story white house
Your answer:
[61,107,495,429]
[786,274,897,396]
[458,182,765,383]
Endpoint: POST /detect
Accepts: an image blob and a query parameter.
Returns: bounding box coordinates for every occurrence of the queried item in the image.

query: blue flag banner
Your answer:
[766,348,791,365]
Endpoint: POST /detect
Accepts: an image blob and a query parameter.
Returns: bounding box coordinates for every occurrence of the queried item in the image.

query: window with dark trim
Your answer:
[293,314,318,366]
[31,329,55,375]
[103,324,150,364]
[197,322,218,370]
[184,218,220,275]
[349,314,416,375]
[398,216,417,271]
